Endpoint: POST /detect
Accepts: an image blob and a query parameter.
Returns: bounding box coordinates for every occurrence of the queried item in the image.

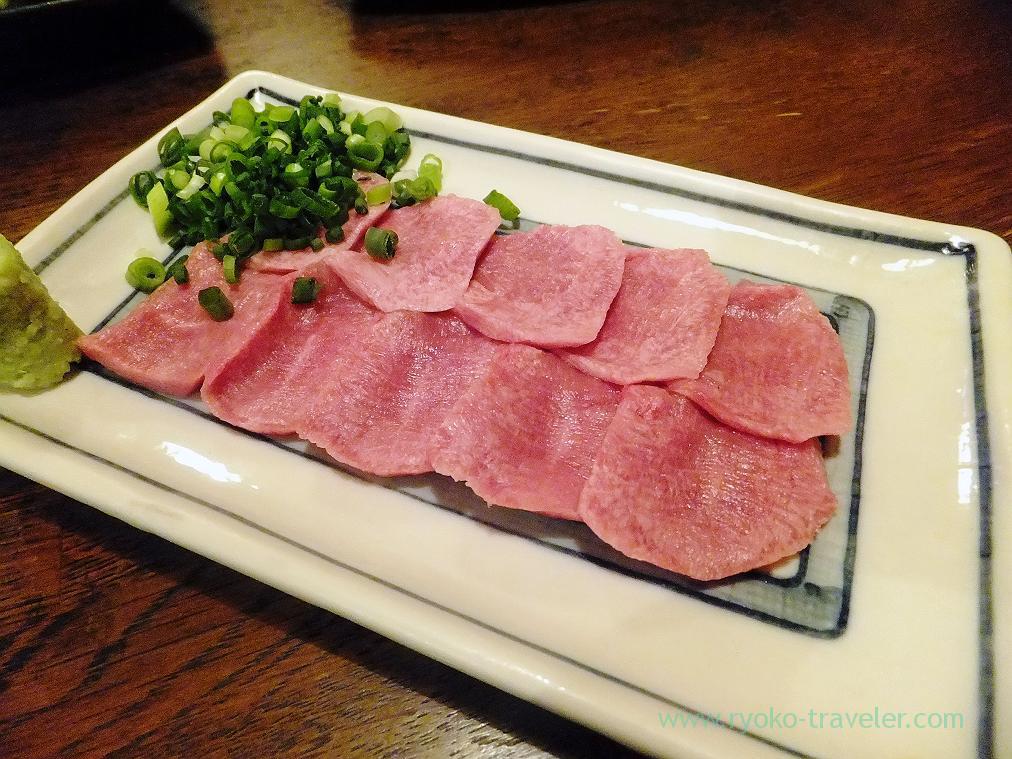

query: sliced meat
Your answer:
[201,262,380,436]
[669,280,851,442]
[579,386,837,581]
[328,194,501,312]
[300,310,497,476]
[78,243,285,396]
[453,225,626,348]
[247,172,391,274]
[430,344,621,520]
[559,246,729,383]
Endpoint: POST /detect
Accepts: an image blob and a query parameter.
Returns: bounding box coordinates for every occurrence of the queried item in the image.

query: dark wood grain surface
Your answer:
[1,0,1008,756]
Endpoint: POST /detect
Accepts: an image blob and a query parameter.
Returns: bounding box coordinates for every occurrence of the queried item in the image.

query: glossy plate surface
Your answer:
[2,71,1009,759]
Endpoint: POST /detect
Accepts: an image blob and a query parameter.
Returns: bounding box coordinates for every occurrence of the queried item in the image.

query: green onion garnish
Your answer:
[291,276,321,304]
[145,182,173,237]
[262,238,284,252]
[198,286,234,321]
[126,257,167,293]
[418,154,443,192]
[365,181,392,206]
[222,254,240,284]
[157,127,186,167]
[167,256,189,284]
[364,227,398,260]
[483,189,520,223]
[128,171,158,207]
[310,237,325,252]
[129,94,425,269]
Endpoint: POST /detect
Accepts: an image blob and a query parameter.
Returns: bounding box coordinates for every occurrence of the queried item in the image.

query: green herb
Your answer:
[291,276,321,304]
[483,190,520,223]
[198,286,234,321]
[364,227,398,260]
[167,256,190,284]
[125,256,167,293]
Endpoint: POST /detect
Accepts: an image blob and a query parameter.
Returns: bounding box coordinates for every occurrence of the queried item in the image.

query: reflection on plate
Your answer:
[1,71,1008,759]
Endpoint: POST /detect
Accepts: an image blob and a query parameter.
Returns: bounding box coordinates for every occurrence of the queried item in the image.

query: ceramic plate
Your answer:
[2,71,1009,759]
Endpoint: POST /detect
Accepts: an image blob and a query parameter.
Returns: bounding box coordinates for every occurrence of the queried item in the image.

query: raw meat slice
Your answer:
[559,246,730,383]
[201,262,380,436]
[78,243,286,396]
[669,280,851,442]
[247,172,391,274]
[579,386,837,581]
[453,225,626,348]
[328,194,501,312]
[430,344,621,520]
[300,310,497,476]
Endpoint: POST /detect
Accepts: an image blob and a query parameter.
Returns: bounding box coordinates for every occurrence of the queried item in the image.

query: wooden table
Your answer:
[1,0,1008,755]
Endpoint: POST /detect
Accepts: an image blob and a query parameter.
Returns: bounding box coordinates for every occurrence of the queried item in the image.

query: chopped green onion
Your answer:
[166,168,191,190]
[365,181,392,206]
[222,254,240,284]
[346,134,384,171]
[364,227,397,260]
[262,238,284,252]
[157,127,186,167]
[198,286,234,321]
[291,276,321,304]
[126,256,167,293]
[167,255,190,284]
[326,226,345,243]
[209,141,234,162]
[267,104,296,123]
[284,236,310,250]
[317,115,335,134]
[209,170,228,196]
[364,106,403,133]
[418,154,443,191]
[145,182,173,237]
[198,138,217,161]
[322,92,342,107]
[267,129,292,153]
[222,124,250,143]
[129,171,158,207]
[310,237,325,252]
[176,173,206,200]
[365,120,388,145]
[230,97,256,130]
[229,229,255,255]
[210,241,227,260]
[483,189,520,223]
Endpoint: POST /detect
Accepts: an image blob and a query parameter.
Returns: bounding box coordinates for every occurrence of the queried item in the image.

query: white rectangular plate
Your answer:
[2,71,1009,759]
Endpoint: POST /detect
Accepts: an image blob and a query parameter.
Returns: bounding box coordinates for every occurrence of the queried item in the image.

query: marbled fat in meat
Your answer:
[559,246,729,383]
[454,225,626,348]
[669,280,851,442]
[328,195,500,312]
[579,386,837,580]
[430,344,621,520]
[201,261,380,435]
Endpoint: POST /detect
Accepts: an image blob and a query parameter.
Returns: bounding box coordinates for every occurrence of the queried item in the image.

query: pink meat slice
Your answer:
[669,280,851,442]
[579,386,837,580]
[78,243,286,396]
[558,246,730,383]
[201,262,380,436]
[429,344,621,520]
[328,194,501,312]
[300,310,498,477]
[247,172,391,274]
[453,225,626,348]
